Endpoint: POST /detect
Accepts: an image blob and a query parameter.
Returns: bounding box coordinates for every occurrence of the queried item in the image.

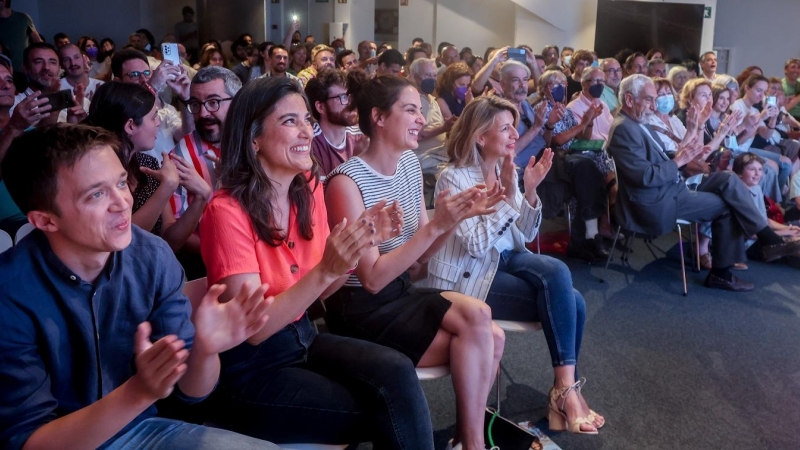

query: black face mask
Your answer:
[420,78,435,95]
[588,84,604,99]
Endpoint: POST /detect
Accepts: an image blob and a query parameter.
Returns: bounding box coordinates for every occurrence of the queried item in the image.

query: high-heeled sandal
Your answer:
[547,378,598,435]
[576,379,605,429]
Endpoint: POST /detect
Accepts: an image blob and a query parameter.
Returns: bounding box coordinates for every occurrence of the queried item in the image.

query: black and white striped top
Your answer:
[326,150,423,287]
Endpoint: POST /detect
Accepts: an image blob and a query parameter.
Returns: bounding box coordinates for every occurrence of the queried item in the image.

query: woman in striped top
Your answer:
[431,96,604,435]
[324,75,506,450]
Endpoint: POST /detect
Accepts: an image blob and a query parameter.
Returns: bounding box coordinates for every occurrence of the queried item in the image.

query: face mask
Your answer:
[85,47,99,58]
[421,78,435,95]
[144,43,152,52]
[591,60,599,67]
[656,94,675,114]
[335,47,343,54]
[454,86,469,100]
[370,49,376,58]
[563,55,572,66]
[588,84,604,99]
[550,84,566,103]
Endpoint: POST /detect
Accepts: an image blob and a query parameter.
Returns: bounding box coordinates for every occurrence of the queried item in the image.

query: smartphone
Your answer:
[162,43,180,65]
[41,89,73,112]
[765,96,777,107]
[724,135,738,149]
[507,47,526,65]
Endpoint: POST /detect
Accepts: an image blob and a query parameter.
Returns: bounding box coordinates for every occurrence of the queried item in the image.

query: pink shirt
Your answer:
[567,93,614,142]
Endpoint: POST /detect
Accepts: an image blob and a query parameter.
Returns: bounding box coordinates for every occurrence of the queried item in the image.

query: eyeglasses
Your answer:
[327,93,351,106]
[125,70,152,79]
[185,98,233,113]
[603,68,623,75]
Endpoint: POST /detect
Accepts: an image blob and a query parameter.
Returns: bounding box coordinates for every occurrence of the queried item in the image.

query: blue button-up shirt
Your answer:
[514,100,547,167]
[0,226,195,450]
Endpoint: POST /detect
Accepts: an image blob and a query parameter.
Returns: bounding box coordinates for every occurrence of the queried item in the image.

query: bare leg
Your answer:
[417,291,504,450]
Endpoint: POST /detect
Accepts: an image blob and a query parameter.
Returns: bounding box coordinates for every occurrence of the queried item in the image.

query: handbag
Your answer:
[484,407,544,450]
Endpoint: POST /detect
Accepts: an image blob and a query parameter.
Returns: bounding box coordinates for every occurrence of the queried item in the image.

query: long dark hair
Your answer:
[218,77,319,246]
[85,81,155,182]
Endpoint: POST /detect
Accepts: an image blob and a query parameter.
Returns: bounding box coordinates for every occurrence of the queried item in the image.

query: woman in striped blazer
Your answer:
[430,96,605,435]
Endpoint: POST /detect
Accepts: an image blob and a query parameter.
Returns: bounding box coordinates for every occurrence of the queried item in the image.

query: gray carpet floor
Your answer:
[411,230,800,450]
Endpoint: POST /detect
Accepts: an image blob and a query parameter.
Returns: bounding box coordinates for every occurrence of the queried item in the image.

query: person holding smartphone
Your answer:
[11,43,87,126]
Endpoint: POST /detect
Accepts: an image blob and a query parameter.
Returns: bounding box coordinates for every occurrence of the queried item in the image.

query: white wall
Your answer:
[398,0,515,57]
[334,0,375,50]
[714,0,800,78]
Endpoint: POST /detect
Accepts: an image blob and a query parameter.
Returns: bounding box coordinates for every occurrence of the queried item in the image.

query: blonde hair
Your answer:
[446,96,519,168]
[679,78,712,109]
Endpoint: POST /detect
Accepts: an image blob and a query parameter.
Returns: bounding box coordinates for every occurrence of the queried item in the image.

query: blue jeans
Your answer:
[485,250,586,367]
[213,314,433,449]
[100,418,280,449]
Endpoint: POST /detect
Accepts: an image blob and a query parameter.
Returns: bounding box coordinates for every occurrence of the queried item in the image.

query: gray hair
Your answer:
[192,66,242,97]
[408,57,436,78]
[580,67,604,83]
[713,73,738,91]
[618,74,652,106]
[667,65,688,83]
[600,57,619,70]
[647,58,665,72]
[499,60,530,80]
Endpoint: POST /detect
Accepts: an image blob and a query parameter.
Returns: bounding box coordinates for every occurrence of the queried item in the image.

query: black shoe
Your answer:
[585,235,610,260]
[567,236,610,262]
[760,239,800,263]
[704,273,755,292]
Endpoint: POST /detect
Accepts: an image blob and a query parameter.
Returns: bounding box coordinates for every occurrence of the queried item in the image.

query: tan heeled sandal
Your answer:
[547,378,599,435]
[577,379,605,429]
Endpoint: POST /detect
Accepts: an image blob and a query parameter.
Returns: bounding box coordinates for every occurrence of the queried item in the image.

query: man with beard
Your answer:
[170,66,241,219]
[58,44,104,100]
[261,44,298,81]
[305,68,364,178]
[607,75,800,291]
[600,57,622,111]
[297,44,335,87]
[12,42,87,125]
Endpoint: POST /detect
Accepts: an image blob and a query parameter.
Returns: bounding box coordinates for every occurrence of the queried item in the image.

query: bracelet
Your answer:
[346,261,358,275]
[545,124,555,131]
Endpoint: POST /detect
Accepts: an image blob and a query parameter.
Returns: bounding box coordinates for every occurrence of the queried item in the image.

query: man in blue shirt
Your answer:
[0,124,281,450]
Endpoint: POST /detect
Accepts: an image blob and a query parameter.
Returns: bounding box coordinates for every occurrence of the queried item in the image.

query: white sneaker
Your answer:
[444,439,462,450]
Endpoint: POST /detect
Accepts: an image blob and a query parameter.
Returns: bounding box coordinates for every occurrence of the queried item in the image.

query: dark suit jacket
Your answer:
[607,111,685,235]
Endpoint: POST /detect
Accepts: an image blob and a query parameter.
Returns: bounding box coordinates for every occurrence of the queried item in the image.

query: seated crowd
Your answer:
[3,10,800,450]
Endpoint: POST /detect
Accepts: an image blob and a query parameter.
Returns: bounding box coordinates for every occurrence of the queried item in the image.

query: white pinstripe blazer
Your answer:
[428,163,542,301]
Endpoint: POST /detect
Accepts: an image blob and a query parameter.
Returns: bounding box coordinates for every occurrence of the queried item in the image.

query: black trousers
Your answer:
[537,153,607,242]
[678,171,767,268]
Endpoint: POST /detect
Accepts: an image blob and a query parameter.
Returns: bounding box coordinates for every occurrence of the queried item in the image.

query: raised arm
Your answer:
[134,154,180,231]
[471,46,508,96]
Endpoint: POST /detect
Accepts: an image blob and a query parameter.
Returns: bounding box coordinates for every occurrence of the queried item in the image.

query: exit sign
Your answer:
[704,6,712,18]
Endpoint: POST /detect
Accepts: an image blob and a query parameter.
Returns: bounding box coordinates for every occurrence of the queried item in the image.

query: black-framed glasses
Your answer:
[185,98,233,113]
[327,93,351,106]
[125,70,152,79]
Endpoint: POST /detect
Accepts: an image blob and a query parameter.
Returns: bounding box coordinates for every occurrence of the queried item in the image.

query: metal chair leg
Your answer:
[694,223,701,272]
[604,226,622,270]
[565,203,572,237]
[495,364,502,414]
[677,224,688,296]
